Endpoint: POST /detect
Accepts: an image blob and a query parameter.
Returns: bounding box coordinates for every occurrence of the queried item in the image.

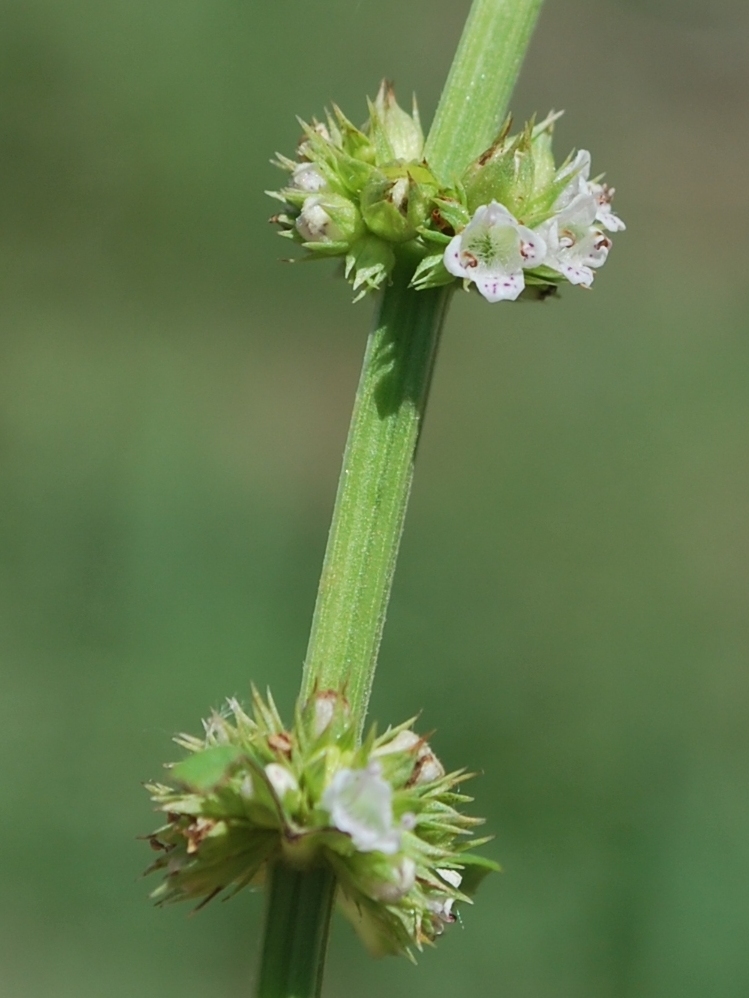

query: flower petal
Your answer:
[322,766,401,854]
[475,270,525,303]
[517,225,547,267]
[558,262,595,287]
[443,234,469,278]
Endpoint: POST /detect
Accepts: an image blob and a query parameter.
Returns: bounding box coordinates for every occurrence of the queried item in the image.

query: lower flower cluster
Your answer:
[145,689,498,958]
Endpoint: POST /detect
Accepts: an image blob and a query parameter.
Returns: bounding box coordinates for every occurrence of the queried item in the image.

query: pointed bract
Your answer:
[144,688,495,958]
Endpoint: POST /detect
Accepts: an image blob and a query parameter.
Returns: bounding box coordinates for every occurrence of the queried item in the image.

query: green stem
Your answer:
[301,259,450,731]
[258,2,546,996]
[256,864,336,998]
[424,0,545,182]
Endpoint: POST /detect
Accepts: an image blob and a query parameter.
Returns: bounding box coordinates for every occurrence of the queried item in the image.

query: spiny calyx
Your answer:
[268,82,624,303]
[145,688,498,958]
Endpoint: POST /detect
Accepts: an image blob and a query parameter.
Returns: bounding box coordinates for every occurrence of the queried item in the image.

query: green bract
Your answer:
[145,688,498,959]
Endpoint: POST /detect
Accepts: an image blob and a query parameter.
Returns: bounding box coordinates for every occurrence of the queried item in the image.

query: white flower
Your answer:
[290,163,328,193]
[368,857,417,903]
[321,763,401,854]
[427,895,456,926]
[311,691,338,737]
[436,867,462,889]
[443,201,546,303]
[295,197,344,242]
[556,149,591,208]
[540,191,612,288]
[556,150,625,232]
[589,181,626,232]
[372,730,421,756]
[265,763,299,800]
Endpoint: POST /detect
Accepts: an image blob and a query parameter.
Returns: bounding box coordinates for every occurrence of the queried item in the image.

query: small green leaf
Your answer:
[171,745,243,791]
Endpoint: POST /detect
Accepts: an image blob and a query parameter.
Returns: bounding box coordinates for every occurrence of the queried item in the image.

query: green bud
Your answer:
[462,122,535,219]
[360,166,436,244]
[368,80,424,163]
[361,174,416,242]
[296,193,364,247]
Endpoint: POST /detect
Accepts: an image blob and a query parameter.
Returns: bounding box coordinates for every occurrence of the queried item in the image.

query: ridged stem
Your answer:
[257,2,546,995]
[425,0,545,182]
[301,260,450,731]
[256,864,336,998]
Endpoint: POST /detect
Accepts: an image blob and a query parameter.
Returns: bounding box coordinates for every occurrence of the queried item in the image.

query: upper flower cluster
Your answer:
[268,83,624,303]
[145,688,497,959]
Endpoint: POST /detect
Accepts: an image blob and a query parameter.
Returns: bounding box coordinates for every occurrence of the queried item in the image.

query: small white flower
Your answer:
[540,191,613,288]
[555,149,591,208]
[311,691,337,737]
[556,149,625,232]
[436,867,462,889]
[368,857,417,904]
[443,201,546,303]
[589,181,626,232]
[297,122,331,161]
[322,764,401,854]
[265,763,299,800]
[427,895,456,926]
[290,163,328,193]
[372,730,421,756]
[296,197,344,242]
[411,744,445,785]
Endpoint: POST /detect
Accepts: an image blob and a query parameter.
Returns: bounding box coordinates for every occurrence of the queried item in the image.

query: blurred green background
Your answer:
[2,1,748,995]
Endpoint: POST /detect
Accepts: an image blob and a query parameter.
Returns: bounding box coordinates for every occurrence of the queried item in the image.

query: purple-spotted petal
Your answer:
[559,263,595,287]
[475,271,525,303]
[443,234,468,279]
[517,226,547,267]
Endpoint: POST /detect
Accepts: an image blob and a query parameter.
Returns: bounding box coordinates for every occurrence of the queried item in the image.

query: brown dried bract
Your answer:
[183,817,217,855]
[268,732,293,757]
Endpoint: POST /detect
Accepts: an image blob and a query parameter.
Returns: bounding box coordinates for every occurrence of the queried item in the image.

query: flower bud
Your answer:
[295,193,363,245]
[353,854,416,904]
[304,689,351,739]
[265,762,299,801]
[290,162,328,192]
[462,126,535,220]
[359,169,433,244]
[368,80,424,162]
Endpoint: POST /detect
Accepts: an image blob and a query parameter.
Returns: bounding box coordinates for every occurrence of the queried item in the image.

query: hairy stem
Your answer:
[301,260,450,731]
[425,0,545,182]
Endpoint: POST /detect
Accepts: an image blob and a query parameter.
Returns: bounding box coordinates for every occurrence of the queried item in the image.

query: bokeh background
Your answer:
[2,0,748,995]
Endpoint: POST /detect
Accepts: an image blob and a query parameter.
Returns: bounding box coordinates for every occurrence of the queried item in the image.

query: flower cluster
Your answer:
[144,688,497,958]
[268,83,624,303]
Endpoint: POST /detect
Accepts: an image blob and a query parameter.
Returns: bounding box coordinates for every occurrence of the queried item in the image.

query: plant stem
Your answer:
[258,2,546,995]
[301,259,451,732]
[256,864,336,998]
[424,0,545,182]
